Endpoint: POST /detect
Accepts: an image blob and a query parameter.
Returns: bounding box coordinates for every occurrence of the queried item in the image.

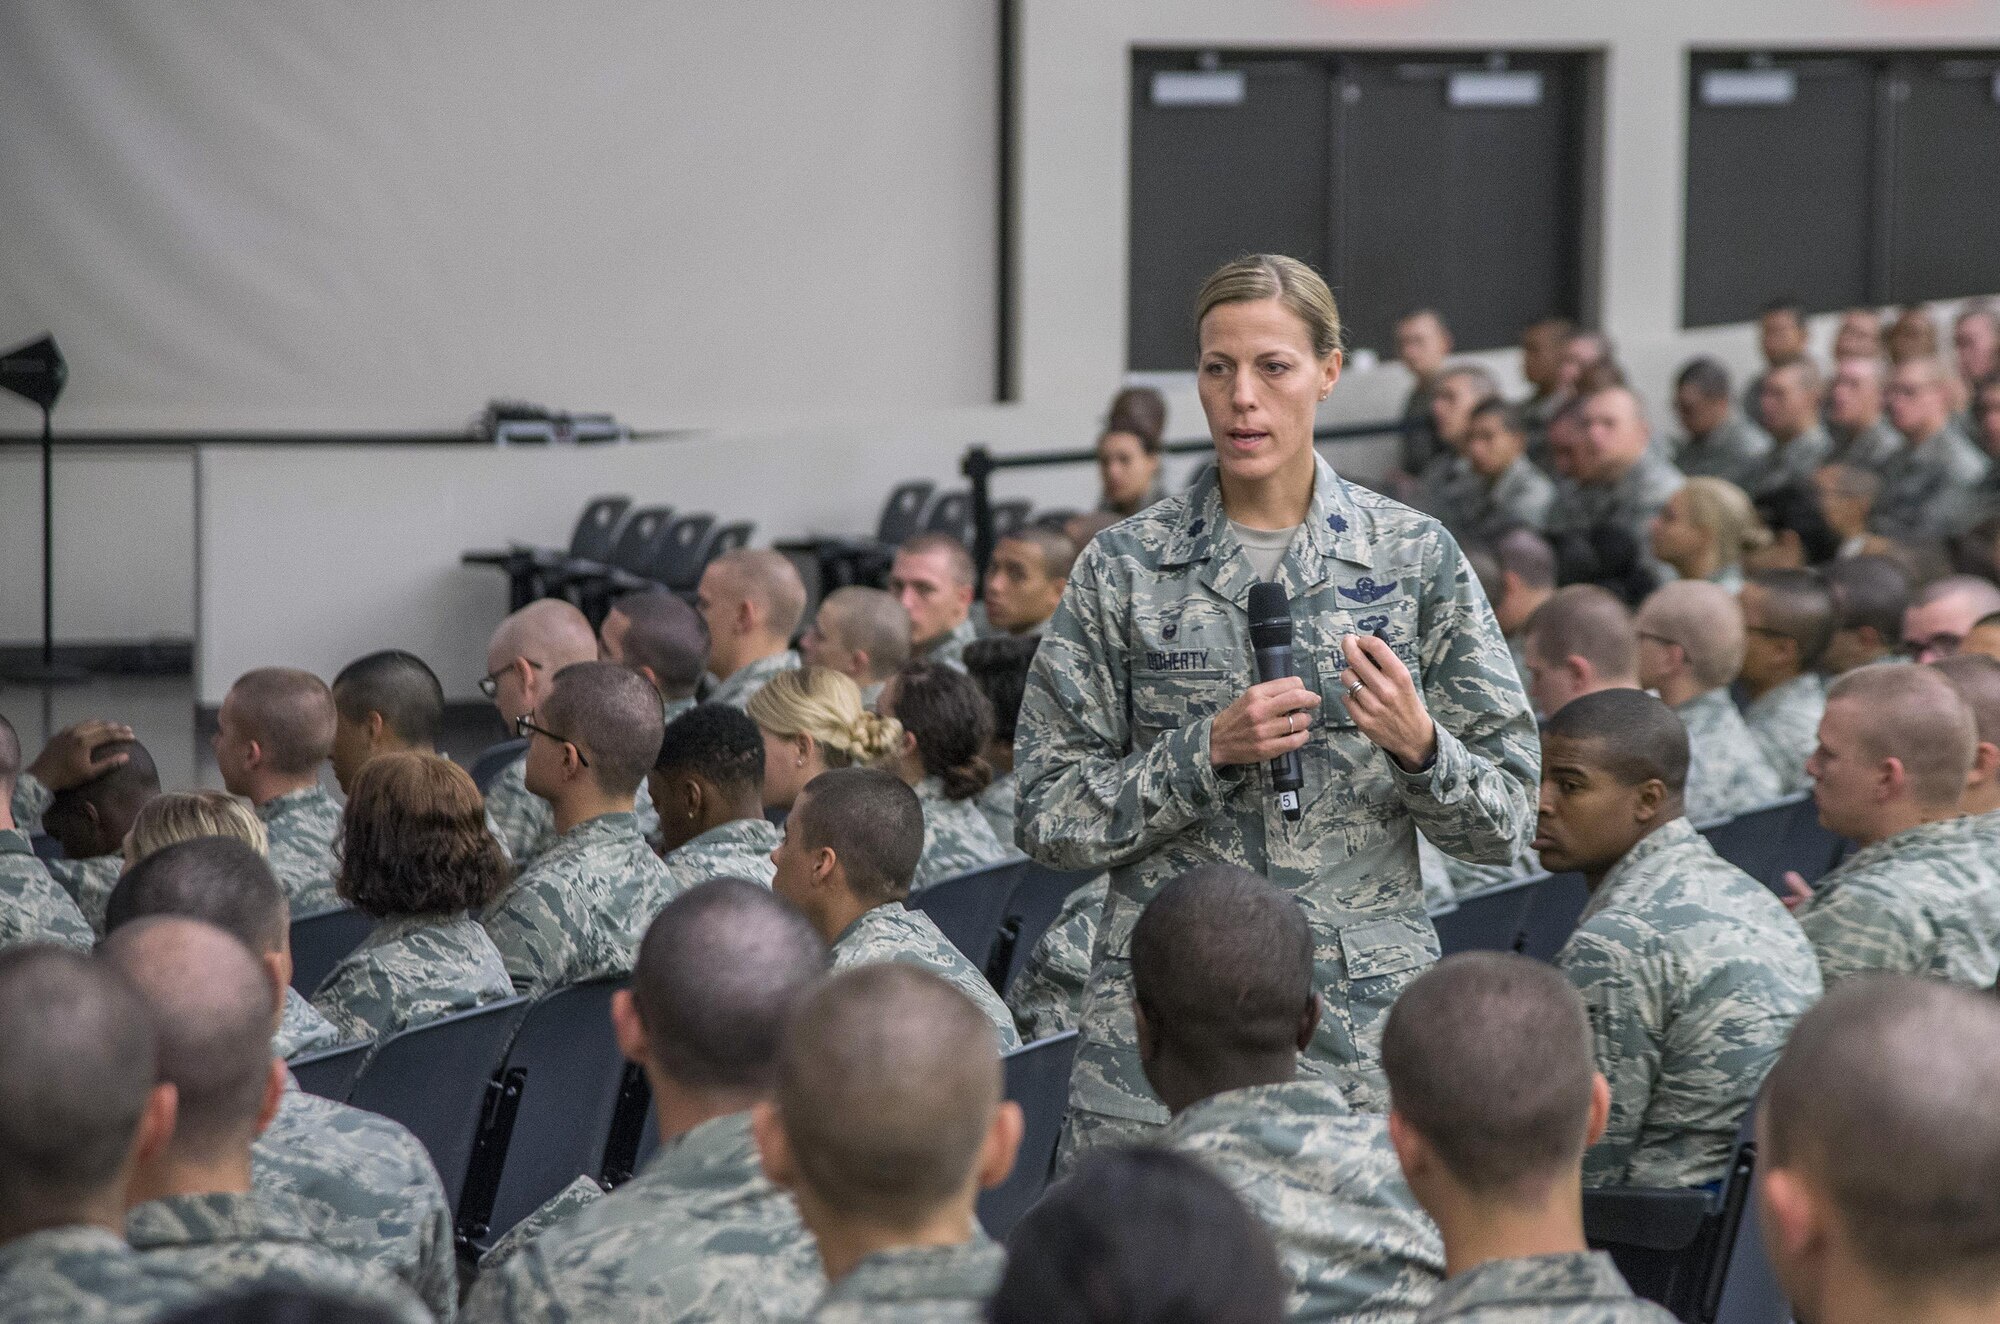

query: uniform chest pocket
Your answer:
[1130,670,1228,742]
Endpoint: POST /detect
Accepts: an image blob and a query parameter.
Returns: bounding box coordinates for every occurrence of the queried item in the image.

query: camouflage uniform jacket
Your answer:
[481,811,672,994]
[1797,814,2000,989]
[912,777,1014,889]
[1742,673,1825,796]
[661,816,782,894]
[1555,818,1821,1188]
[920,617,979,672]
[1016,454,1538,1144]
[484,754,557,868]
[808,1237,1005,1324]
[1162,1079,1445,1323]
[1545,450,1686,572]
[1674,690,1785,825]
[277,987,342,1059]
[1006,873,1107,1044]
[0,1225,203,1324]
[1675,415,1772,492]
[462,1111,822,1324]
[975,771,1015,848]
[313,913,513,1042]
[1444,457,1557,544]
[832,902,1022,1050]
[1752,425,1834,497]
[1415,1251,1675,1323]
[256,1073,458,1321]
[126,1190,432,1324]
[1828,419,1902,471]
[0,826,92,951]
[1871,425,1991,539]
[707,649,802,712]
[260,784,345,913]
[12,775,121,934]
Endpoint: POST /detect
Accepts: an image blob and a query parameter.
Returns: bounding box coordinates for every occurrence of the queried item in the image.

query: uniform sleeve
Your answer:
[1390,529,1540,865]
[462,1237,561,1324]
[11,773,53,835]
[1798,879,1932,985]
[310,957,394,1045]
[480,878,570,995]
[1559,924,1664,1187]
[1015,549,1243,871]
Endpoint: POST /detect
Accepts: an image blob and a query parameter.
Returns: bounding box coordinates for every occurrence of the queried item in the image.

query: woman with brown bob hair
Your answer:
[310,752,513,1043]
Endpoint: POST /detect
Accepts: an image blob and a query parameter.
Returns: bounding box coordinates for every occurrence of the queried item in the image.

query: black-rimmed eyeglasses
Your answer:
[515,713,588,767]
[479,659,543,699]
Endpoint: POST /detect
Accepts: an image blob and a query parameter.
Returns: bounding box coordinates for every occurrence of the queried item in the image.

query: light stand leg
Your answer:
[3,405,87,684]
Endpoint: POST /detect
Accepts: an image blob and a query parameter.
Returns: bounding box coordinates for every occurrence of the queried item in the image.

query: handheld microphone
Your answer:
[1246,582,1305,821]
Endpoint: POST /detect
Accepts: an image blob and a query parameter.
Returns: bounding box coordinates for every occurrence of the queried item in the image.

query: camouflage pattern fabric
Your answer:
[255,1073,458,1322]
[276,987,342,1060]
[660,816,782,893]
[1162,1079,1445,1322]
[1675,415,1772,492]
[312,913,513,1043]
[1828,418,1902,472]
[126,1190,433,1323]
[259,784,345,913]
[1419,836,1540,907]
[1438,456,1557,544]
[974,772,1015,849]
[1871,425,1991,539]
[9,772,52,834]
[0,826,92,951]
[462,1111,822,1324]
[706,649,802,712]
[911,777,1014,890]
[1555,818,1821,1188]
[474,1176,605,1280]
[807,1237,1005,1324]
[1015,454,1538,1155]
[1545,449,1686,579]
[1797,813,2000,990]
[0,1225,203,1324]
[481,811,673,995]
[1415,1251,1676,1323]
[1751,425,1834,498]
[50,854,123,937]
[919,617,979,672]
[1673,689,1784,825]
[1006,874,1106,1044]
[1741,672,1825,797]
[485,754,558,869]
[832,902,1021,1050]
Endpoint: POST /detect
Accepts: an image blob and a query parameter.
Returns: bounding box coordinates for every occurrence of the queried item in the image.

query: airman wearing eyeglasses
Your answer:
[480,600,601,866]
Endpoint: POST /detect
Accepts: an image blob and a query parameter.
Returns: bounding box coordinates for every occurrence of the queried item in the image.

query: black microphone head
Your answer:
[1247,581,1293,648]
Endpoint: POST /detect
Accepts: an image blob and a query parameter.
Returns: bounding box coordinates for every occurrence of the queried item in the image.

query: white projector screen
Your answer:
[0,2,997,432]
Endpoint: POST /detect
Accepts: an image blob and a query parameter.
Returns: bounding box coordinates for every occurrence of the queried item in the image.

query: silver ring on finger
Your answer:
[1286,713,1296,735]
[1347,679,1366,699]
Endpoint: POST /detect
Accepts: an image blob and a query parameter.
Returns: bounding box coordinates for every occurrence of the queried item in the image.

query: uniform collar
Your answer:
[833,901,908,948]
[1163,1077,1350,1142]
[823,1237,1005,1307]
[258,784,330,820]
[679,816,780,853]
[1586,817,1701,915]
[1159,453,1374,607]
[126,1190,318,1252]
[0,827,33,856]
[1425,1251,1631,1314]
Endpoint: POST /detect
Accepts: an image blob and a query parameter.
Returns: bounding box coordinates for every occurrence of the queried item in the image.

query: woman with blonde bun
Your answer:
[123,789,269,868]
[746,667,903,813]
[1649,477,1772,591]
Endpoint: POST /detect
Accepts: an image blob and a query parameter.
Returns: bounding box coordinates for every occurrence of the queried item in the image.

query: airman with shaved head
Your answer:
[1534,690,1819,1188]
[891,534,979,671]
[1792,664,2000,989]
[1873,357,1990,538]
[698,549,807,711]
[1753,359,1834,496]
[40,737,161,935]
[1519,586,1638,720]
[801,586,911,708]
[1739,569,1836,793]
[484,597,604,864]
[214,667,343,912]
[1634,581,1783,822]
[754,964,1021,1322]
[1545,387,1686,586]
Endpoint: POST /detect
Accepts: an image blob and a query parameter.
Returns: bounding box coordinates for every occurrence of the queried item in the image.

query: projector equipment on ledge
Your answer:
[0,333,87,684]
[477,400,629,447]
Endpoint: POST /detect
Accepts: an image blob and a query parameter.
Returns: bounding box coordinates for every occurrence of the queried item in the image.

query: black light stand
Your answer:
[1,334,85,684]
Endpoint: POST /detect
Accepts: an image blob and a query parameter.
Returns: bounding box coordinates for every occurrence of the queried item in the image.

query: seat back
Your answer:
[990,499,1033,539]
[908,860,1028,985]
[995,864,1099,995]
[288,1039,371,1103]
[877,481,937,545]
[924,490,973,543]
[1773,796,1852,888]
[1514,872,1590,961]
[978,1032,1081,1240]
[604,505,675,575]
[1711,1158,1788,1324]
[1432,874,1544,957]
[345,998,530,1211]
[699,521,754,569]
[458,979,629,1248]
[567,495,634,561]
[647,513,719,591]
[470,738,529,795]
[1700,795,1851,896]
[289,908,376,996]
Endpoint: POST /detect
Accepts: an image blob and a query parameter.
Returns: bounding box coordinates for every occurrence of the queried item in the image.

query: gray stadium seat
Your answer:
[1698,794,1851,894]
[462,494,632,610]
[288,1039,371,1103]
[977,1031,1080,1241]
[1515,872,1590,962]
[994,864,1099,995]
[909,859,1028,986]
[1430,874,1544,957]
[289,907,375,996]
[469,737,529,795]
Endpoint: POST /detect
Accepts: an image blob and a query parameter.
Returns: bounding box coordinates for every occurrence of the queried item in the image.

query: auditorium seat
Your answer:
[775,480,935,595]
[548,504,677,618]
[458,978,629,1251]
[1584,1110,1760,1323]
[642,512,718,597]
[462,494,632,611]
[989,498,1032,539]
[923,489,974,544]
[343,996,531,1212]
[909,859,1029,986]
[1431,874,1544,957]
[288,1038,371,1102]
[993,863,1099,995]
[288,906,375,996]
[1698,794,1850,894]
[470,737,530,795]
[977,1030,1080,1241]
[1514,872,1590,961]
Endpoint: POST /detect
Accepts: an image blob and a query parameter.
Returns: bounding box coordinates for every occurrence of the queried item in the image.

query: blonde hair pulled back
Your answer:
[747,667,903,768]
[1195,254,1344,360]
[1680,477,1773,568]
[125,790,269,868]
